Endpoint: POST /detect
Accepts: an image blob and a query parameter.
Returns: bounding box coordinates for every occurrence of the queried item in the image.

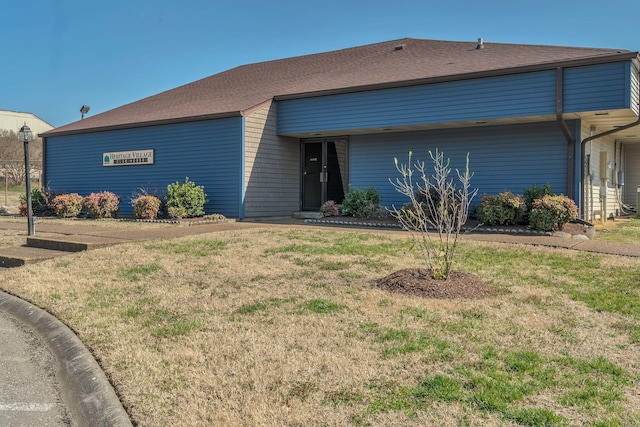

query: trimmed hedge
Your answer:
[133,195,162,220]
[529,195,578,231]
[83,191,120,218]
[51,193,84,218]
[478,192,525,226]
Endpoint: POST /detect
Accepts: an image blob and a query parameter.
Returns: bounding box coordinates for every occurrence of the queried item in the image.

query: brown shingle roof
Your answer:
[44,38,636,136]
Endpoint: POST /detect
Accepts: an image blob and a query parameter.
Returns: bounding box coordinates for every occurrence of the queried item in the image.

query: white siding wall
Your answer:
[244,103,300,217]
[624,143,640,209]
[582,121,625,220]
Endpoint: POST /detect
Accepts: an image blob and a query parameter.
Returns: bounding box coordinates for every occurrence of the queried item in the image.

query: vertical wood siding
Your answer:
[624,144,640,208]
[278,71,557,135]
[563,62,631,113]
[244,103,300,217]
[349,122,570,210]
[45,119,242,216]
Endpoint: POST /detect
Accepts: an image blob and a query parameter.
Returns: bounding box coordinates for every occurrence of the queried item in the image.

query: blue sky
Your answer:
[2,0,639,128]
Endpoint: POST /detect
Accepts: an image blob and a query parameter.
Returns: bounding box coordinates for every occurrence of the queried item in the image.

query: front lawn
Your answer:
[595,217,640,244]
[1,225,639,426]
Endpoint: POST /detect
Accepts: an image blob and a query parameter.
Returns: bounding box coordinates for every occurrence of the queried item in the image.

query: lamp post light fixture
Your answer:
[80,104,90,119]
[18,123,35,236]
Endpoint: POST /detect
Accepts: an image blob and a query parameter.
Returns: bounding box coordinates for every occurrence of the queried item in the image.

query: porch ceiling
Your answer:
[572,109,640,145]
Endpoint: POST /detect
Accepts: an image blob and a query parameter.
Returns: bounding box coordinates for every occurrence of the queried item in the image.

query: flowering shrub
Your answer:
[166,177,207,218]
[320,200,340,217]
[478,192,525,225]
[523,183,554,222]
[83,191,120,218]
[51,193,84,218]
[133,195,162,220]
[529,195,578,231]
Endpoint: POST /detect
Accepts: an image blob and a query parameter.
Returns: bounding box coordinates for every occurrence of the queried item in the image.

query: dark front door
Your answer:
[302,139,347,210]
[303,142,323,210]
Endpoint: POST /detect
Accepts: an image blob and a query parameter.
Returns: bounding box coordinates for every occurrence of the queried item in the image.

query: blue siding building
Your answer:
[42,38,640,221]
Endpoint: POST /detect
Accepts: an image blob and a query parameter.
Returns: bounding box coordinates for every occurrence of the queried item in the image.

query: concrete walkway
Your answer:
[0,217,638,426]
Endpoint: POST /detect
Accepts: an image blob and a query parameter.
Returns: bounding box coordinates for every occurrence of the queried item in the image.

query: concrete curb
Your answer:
[0,290,132,427]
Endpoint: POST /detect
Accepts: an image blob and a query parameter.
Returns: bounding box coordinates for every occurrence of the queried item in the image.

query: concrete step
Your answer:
[26,235,125,252]
[292,211,323,219]
[0,246,72,268]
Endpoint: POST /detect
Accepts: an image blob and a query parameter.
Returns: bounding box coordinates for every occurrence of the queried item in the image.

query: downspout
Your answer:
[556,68,575,199]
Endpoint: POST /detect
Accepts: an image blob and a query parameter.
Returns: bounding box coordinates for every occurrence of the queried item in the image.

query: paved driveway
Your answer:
[0,311,70,426]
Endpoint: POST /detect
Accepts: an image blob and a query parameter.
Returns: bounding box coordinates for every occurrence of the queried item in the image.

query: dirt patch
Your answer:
[375,268,495,299]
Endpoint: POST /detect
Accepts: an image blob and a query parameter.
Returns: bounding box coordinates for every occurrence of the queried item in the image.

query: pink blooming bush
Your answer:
[51,193,84,218]
[320,200,340,217]
[529,195,578,231]
[83,191,120,218]
[133,195,162,220]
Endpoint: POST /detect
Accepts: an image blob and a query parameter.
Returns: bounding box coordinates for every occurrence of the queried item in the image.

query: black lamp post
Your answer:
[18,123,34,236]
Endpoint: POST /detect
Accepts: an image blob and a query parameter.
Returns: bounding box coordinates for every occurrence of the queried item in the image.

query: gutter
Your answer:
[555,67,575,199]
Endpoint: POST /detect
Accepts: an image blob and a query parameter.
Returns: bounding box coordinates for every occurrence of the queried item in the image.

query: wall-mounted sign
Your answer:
[103,149,154,167]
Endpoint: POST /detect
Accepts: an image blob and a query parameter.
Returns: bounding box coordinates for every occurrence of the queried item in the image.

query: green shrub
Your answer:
[19,188,55,216]
[133,195,162,220]
[51,193,84,218]
[341,186,381,217]
[320,200,340,217]
[166,178,207,218]
[83,191,120,218]
[529,195,578,231]
[523,183,554,221]
[478,192,525,225]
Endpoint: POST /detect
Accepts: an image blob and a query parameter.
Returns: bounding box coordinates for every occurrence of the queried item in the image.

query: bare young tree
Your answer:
[389,150,477,280]
[0,129,43,186]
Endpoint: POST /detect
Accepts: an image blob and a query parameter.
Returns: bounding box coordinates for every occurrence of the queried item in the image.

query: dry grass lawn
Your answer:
[1,222,639,426]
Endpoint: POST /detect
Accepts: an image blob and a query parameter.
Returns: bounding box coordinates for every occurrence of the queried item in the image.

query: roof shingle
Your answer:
[44,38,636,136]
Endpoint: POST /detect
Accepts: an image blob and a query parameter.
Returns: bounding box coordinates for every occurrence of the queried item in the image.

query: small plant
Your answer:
[19,188,56,216]
[130,186,167,217]
[390,150,476,280]
[478,192,525,226]
[166,177,207,218]
[51,193,84,218]
[341,186,381,217]
[359,203,390,220]
[529,195,578,231]
[133,195,162,220]
[320,200,340,217]
[83,191,120,218]
[523,183,554,221]
[203,213,227,221]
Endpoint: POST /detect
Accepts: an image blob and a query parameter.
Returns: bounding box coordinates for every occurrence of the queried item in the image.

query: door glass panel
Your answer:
[326,141,345,204]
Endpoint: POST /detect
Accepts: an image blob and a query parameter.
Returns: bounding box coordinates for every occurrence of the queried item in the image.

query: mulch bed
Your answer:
[375,268,494,299]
